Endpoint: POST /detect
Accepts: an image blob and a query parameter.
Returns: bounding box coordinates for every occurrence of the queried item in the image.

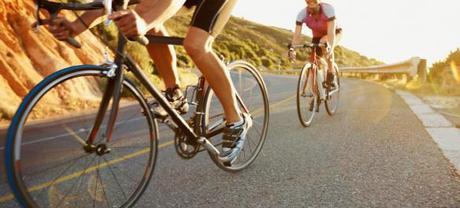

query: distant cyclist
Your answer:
[45,0,250,163]
[289,0,342,88]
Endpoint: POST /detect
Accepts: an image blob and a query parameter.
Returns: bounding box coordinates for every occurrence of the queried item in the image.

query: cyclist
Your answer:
[288,0,342,88]
[45,0,250,162]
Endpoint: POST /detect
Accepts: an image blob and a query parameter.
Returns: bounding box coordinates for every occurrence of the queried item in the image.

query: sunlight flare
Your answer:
[450,60,460,83]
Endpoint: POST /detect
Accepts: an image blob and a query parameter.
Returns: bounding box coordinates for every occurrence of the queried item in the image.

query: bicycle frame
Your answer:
[36,0,221,155]
[93,35,224,156]
[309,47,320,97]
[294,43,327,99]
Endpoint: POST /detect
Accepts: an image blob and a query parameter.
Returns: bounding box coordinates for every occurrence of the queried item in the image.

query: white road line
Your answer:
[0,117,144,150]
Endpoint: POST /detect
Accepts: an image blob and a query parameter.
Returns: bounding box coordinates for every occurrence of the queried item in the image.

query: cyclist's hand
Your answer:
[109,10,148,38]
[45,16,78,41]
[288,48,296,62]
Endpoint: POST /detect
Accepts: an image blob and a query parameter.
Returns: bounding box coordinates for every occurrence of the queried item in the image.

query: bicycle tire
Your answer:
[201,60,269,172]
[325,65,341,115]
[297,63,317,127]
[4,65,158,208]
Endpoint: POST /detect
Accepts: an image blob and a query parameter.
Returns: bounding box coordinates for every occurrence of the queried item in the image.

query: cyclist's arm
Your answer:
[69,10,105,36]
[326,19,336,49]
[323,4,337,50]
[134,0,185,31]
[291,8,306,47]
[290,24,303,46]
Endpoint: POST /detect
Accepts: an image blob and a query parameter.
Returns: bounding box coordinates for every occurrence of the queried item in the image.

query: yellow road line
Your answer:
[0,95,295,203]
[0,140,174,203]
[250,95,296,118]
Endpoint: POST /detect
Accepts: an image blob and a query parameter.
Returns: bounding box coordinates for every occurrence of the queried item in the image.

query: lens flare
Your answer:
[450,61,460,83]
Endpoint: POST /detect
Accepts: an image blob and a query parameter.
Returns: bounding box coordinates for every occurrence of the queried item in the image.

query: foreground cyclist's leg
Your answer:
[145,25,180,90]
[184,28,250,162]
[202,61,269,171]
[184,0,248,163]
[144,16,189,116]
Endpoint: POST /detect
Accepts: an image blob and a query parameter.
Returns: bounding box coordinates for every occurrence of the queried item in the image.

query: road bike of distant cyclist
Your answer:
[291,43,340,127]
[3,0,269,207]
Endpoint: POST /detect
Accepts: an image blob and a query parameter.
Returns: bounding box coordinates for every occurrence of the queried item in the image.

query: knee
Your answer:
[183,37,207,59]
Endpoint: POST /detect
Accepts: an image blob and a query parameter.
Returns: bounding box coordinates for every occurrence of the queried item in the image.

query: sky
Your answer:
[232,0,460,65]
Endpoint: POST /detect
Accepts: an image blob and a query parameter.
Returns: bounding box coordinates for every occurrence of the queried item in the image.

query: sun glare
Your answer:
[450,61,460,83]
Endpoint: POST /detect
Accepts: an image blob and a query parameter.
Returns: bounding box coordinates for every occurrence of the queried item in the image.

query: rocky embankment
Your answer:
[0,0,109,123]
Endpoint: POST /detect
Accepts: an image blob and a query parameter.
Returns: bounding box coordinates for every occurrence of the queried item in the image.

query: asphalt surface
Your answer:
[1,74,460,207]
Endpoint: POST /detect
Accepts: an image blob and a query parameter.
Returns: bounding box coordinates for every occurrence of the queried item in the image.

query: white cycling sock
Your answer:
[226,118,244,128]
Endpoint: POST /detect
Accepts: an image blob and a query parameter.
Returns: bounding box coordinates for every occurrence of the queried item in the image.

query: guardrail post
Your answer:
[417,59,427,82]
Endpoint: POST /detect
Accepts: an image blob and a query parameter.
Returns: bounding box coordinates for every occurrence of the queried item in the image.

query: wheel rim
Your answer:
[203,61,269,172]
[325,68,340,115]
[297,65,316,127]
[6,70,156,207]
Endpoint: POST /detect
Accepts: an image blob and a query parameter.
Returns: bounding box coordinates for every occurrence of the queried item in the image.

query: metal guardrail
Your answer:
[260,57,428,81]
[340,57,427,80]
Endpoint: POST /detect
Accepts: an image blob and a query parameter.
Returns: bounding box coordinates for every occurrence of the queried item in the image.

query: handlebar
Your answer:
[35,0,148,47]
[288,42,329,50]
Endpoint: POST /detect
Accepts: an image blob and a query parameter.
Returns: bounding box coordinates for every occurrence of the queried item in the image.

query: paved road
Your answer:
[1,74,460,207]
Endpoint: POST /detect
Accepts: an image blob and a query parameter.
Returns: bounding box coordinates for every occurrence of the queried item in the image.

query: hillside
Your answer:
[163,9,383,69]
[0,1,382,122]
[423,49,460,95]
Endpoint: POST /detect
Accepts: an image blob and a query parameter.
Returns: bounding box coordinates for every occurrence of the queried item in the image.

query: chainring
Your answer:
[174,129,200,159]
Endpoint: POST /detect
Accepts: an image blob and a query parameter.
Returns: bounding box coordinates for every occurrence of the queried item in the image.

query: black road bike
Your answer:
[4,1,269,207]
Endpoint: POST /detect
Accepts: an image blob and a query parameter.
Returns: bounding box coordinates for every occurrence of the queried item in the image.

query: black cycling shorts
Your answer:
[184,0,238,37]
[312,28,342,56]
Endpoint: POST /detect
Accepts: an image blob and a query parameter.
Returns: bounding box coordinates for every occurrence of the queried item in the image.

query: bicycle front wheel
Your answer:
[325,64,341,115]
[4,65,157,208]
[297,63,317,127]
[202,61,269,172]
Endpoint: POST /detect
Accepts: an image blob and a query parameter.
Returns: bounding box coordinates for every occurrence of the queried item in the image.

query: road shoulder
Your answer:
[396,90,460,175]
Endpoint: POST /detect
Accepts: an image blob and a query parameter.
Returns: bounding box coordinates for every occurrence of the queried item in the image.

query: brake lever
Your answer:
[50,13,82,48]
[34,1,82,48]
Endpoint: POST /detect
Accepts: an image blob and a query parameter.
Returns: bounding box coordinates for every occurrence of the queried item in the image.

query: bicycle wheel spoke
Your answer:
[53,157,96,208]
[25,154,91,179]
[93,159,98,208]
[245,135,255,154]
[101,157,129,200]
[106,149,150,174]
[7,69,157,207]
[34,154,96,200]
[95,159,112,208]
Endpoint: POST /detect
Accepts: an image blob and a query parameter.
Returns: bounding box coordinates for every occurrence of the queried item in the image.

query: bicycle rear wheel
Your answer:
[202,61,269,172]
[325,65,341,115]
[4,65,157,208]
[297,64,317,127]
